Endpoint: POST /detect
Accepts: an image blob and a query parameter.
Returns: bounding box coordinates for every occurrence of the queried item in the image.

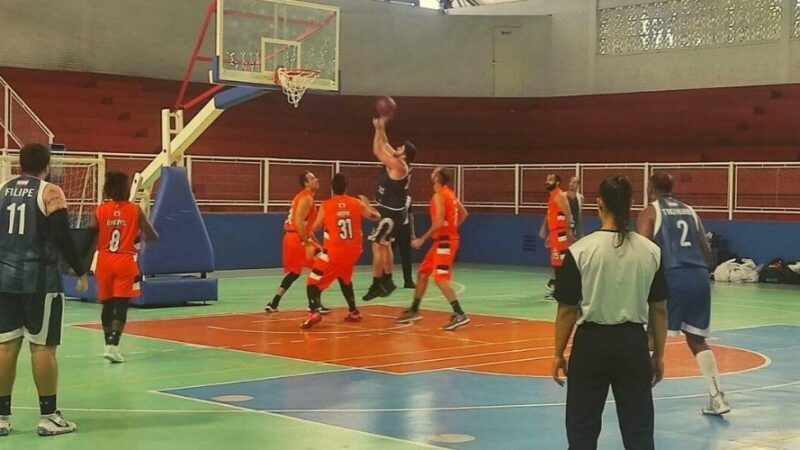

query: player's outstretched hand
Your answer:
[372,117,386,130]
[76,274,89,293]
[551,355,568,386]
[411,238,424,250]
[358,195,371,205]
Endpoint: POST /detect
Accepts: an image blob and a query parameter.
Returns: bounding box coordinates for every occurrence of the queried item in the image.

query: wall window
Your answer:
[599,0,783,56]
[794,0,800,38]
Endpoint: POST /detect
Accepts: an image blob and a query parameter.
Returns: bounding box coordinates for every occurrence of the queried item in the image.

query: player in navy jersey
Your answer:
[363,116,417,301]
[638,172,730,415]
[0,144,89,437]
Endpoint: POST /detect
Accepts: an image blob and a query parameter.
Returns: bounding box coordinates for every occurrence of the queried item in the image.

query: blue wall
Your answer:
[201,213,799,270]
[202,213,425,270]
[702,219,800,264]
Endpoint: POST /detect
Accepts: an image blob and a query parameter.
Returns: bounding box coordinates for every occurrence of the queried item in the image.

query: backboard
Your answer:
[215,0,340,92]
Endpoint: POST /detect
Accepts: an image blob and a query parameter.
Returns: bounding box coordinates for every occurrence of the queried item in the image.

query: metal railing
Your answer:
[3,148,798,219]
[0,75,55,149]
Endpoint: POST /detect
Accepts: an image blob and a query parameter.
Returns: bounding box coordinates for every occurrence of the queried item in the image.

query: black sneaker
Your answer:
[362,284,386,301]
[307,305,332,315]
[380,279,397,297]
[395,309,423,324]
[403,281,416,289]
[546,279,555,293]
[443,314,470,331]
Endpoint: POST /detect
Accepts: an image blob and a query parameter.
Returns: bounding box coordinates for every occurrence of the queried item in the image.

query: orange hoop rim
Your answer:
[274,68,320,86]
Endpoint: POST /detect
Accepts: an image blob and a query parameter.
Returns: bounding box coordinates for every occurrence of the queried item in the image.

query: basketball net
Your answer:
[276,68,320,108]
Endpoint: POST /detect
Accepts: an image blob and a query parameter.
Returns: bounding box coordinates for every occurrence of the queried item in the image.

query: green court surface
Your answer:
[4,264,800,450]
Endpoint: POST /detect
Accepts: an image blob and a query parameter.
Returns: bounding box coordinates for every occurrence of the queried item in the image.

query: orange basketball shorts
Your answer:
[419,239,459,282]
[307,246,362,291]
[282,232,316,274]
[95,252,140,301]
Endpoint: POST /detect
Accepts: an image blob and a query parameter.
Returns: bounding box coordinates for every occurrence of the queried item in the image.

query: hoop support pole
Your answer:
[175,0,217,109]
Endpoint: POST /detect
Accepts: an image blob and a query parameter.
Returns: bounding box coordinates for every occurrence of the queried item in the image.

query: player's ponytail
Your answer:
[599,175,632,248]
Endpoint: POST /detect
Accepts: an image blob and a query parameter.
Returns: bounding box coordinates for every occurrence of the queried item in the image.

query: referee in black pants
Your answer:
[392,195,415,288]
[551,175,669,450]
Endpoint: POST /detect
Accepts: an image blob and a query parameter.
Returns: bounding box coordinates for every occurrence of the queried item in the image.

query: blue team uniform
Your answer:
[652,196,711,336]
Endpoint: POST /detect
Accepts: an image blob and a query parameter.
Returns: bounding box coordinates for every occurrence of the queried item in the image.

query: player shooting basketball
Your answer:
[362,108,418,301]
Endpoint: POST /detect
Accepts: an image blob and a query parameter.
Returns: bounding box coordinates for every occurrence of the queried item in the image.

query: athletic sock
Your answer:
[39,395,56,416]
[450,300,465,315]
[696,349,721,396]
[372,277,381,288]
[410,298,421,312]
[0,395,10,416]
[306,285,322,311]
[270,295,281,307]
[109,331,122,346]
[345,297,357,312]
[103,332,112,345]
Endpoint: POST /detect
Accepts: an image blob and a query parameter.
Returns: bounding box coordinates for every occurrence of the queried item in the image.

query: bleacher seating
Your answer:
[2,66,798,165]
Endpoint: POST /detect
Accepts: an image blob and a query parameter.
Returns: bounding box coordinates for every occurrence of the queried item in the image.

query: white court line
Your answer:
[152,390,449,450]
[14,406,248,414]
[362,345,557,370]
[457,355,551,370]
[17,369,797,418]
[207,323,412,335]
[260,378,800,414]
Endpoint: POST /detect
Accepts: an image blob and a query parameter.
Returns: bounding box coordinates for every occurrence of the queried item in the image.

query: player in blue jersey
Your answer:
[0,144,89,437]
[638,172,730,415]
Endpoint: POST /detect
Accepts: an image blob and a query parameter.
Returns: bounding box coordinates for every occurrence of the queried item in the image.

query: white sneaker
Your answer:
[37,411,76,436]
[103,344,111,359]
[702,392,731,416]
[104,345,125,363]
[0,415,10,436]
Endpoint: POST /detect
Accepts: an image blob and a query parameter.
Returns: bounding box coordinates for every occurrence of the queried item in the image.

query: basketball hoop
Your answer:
[275,68,320,108]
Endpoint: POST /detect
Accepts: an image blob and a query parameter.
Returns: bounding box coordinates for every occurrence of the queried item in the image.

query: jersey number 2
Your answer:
[676,220,692,248]
[5,203,26,235]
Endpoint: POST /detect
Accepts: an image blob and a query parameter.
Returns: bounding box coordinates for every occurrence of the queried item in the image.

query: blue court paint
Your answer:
[163,326,800,449]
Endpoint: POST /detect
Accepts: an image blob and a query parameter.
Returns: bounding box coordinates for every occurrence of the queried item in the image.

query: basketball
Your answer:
[375,96,397,119]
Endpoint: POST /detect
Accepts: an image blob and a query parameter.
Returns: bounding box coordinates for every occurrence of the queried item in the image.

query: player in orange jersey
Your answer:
[395,168,470,331]
[300,173,380,329]
[88,172,157,363]
[540,174,575,297]
[266,171,330,314]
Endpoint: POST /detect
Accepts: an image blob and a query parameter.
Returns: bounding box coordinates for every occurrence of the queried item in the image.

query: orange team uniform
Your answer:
[95,200,141,301]
[419,186,461,282]
[547,186,570,267]
[307,195,364,290]
[283,188,318,274]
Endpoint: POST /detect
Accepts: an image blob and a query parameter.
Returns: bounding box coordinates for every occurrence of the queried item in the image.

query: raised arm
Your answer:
[372,117,405,173]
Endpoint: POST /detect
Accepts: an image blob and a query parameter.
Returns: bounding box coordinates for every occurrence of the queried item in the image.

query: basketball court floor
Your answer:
[6,264,800,449]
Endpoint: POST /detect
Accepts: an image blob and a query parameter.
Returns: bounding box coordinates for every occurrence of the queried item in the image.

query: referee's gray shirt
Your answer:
[554,230,667,325]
